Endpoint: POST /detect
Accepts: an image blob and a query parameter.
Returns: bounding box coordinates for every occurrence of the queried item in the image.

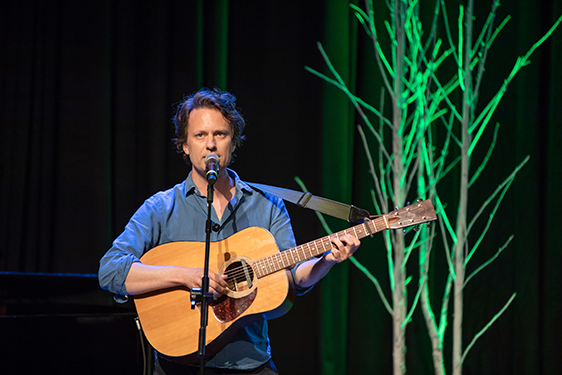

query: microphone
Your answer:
[205,153,220,184]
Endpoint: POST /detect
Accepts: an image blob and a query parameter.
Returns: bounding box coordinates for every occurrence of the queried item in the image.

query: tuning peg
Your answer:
[417,198,423,203]
[426,223,431,229]
[406,201,410,206]
[413,226,419,232]
[395,206,399,211]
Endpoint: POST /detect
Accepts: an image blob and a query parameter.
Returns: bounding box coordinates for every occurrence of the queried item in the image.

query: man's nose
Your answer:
[206,137,216,150]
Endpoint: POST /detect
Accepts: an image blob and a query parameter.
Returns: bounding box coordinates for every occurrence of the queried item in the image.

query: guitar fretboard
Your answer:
[254,216,388,278]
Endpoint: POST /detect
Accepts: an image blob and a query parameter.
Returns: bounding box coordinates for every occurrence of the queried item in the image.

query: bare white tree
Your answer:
[306,1,562,374]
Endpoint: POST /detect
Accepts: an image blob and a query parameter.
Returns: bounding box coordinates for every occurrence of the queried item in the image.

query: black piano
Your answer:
[0,271,150,374]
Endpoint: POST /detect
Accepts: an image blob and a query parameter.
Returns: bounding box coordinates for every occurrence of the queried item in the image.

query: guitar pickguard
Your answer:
[212,289,258,323]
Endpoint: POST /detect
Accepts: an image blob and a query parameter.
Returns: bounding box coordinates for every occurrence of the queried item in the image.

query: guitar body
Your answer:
[132,198,438,363]
[133,226,295,363]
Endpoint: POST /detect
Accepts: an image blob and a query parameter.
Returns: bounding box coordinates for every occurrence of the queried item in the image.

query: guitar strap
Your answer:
[247,182,371,224]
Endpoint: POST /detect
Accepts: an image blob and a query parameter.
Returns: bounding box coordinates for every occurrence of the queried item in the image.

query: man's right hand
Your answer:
[124,262,229,296]
[178,267,229,295]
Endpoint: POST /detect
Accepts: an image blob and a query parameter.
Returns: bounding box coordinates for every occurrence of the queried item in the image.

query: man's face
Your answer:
[182,108,235,179]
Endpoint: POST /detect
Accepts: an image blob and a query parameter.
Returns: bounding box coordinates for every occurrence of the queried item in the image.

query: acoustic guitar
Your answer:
[133,199,437,363]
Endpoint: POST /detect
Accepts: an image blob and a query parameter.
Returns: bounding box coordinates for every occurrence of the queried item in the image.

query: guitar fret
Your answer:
[322,238,330,253]
[311,241,319,256]
[295,246,301,262]
[273,253,279,271]
[274,253,281,271]
[256,260,263,278]
[281,252,289,268]
[270,254,277,273]
[300,244,306,260]
[277,253,282,269]
[261,260,267,278]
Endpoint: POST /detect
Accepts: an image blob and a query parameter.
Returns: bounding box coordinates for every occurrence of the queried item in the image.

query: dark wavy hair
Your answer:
[172,87,246,166]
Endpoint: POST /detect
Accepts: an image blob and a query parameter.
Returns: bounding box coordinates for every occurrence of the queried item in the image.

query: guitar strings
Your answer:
[224,265,254,280]
[221,215,427,283]
[222,240,329,279]
[221,228,370,281]
[221,240,337,282]
[221,222,377,283]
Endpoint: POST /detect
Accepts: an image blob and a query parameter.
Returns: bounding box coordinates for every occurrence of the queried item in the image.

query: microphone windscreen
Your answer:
[205,153,220,167]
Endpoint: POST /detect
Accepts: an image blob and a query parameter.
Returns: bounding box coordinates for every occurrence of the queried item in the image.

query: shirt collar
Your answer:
[184,168,253,197]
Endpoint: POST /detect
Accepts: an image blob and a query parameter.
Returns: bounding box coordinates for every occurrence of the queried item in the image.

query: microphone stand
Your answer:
[192,176,216,375]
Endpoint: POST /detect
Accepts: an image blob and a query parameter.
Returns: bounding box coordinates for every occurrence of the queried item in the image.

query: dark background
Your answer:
[1,1,561,374]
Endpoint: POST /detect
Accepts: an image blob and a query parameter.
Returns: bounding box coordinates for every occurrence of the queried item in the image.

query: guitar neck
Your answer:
[254,216,389,278]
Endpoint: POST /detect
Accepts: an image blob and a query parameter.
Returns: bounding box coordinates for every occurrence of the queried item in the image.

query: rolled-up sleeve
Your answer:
[267,195,317,296]
[98,197,163,300]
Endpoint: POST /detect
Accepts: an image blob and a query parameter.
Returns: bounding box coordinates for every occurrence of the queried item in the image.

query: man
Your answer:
[99,88,360,374]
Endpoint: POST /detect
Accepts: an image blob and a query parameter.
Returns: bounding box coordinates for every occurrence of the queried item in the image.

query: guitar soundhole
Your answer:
[222,257,257,297]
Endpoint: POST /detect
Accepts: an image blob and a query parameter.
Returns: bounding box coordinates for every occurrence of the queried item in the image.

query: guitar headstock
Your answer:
[386,199,437,230]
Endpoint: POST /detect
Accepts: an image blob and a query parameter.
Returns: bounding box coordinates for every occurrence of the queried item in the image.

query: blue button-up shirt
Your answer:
[99,169,307,370]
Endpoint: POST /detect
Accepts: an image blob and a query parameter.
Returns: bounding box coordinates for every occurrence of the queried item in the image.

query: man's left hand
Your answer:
[324,234,360,263]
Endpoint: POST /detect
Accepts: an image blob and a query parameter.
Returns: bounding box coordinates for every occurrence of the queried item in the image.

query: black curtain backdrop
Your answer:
[1,1,561,374]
